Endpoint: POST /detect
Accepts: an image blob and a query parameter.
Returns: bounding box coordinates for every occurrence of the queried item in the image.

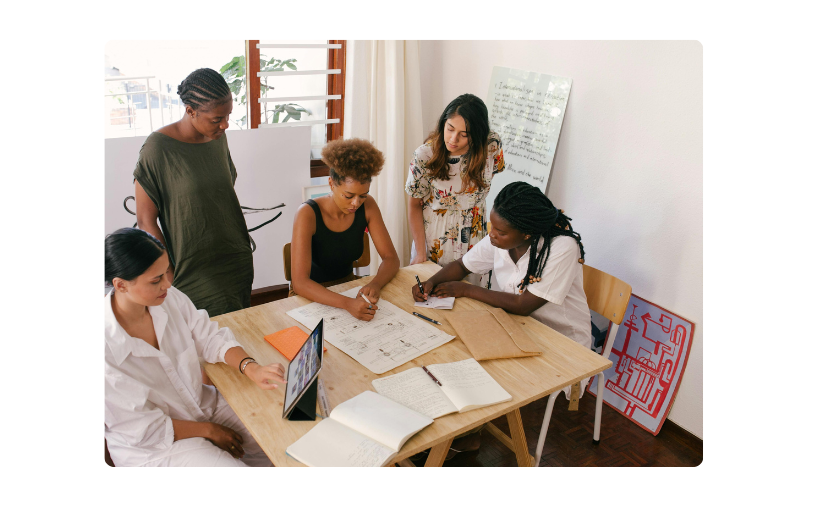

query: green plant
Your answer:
[220,54,312,129]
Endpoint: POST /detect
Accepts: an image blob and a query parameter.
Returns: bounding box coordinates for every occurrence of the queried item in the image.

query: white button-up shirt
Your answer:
[462,235,591,348]
[104,286,240,467]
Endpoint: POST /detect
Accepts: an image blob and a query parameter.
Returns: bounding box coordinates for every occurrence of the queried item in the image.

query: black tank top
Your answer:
[307,198,367,283]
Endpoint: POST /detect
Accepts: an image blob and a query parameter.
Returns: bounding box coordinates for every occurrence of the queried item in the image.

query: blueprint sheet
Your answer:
[286,287,455,374]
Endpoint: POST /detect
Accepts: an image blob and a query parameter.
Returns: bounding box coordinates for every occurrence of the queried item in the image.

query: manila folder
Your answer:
[446,307,542,361]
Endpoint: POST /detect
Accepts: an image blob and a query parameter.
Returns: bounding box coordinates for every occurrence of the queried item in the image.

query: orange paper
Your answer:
[264,326,326,361]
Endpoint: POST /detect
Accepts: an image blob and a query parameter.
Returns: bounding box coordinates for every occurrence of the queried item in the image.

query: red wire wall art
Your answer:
[587,294,695,435]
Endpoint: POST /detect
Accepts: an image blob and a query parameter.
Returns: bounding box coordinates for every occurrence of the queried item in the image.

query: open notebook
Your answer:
[414,296,455,309]
[371,358,512,420]
[285,391,432,467]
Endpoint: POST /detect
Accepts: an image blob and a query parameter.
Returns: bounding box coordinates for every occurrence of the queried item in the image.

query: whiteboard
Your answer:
[104,126,311,290]
[485,66,572,216]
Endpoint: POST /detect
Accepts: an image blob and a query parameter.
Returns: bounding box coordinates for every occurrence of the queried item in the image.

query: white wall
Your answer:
[105,126,311,290]
[419,41,703,438]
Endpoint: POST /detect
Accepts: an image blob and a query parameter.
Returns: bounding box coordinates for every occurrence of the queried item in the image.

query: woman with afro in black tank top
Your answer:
[290,138,400,322]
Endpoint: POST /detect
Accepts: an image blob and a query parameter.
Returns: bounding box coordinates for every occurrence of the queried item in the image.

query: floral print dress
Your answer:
[405,131,505,267]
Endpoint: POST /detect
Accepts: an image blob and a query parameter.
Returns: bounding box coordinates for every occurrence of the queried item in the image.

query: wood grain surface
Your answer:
[204,262,612,467]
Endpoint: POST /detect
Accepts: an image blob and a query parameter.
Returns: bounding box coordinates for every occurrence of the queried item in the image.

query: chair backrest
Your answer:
[283,233,371,282]
[582,264,631,325]
[353,233,371,268]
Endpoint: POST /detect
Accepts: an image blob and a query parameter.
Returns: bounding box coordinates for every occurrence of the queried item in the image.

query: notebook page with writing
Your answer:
[427,359,512,412]
[330,391,433,452]
[372,368,459,419]
[285,418,396,467]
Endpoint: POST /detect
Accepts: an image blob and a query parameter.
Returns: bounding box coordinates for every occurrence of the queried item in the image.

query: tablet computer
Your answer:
[282,319,324,419]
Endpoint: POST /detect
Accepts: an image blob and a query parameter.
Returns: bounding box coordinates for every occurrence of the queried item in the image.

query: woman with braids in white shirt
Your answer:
[413,181,591,400]
[105,228,286,467]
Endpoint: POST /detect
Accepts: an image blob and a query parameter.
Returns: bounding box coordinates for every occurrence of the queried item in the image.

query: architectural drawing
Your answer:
[286,287,455,374]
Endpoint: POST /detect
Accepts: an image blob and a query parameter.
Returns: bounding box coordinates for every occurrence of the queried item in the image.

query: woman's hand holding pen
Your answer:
[347,293,378,321]
[244,362,287,390]
[412,279,435,301]
[358,283,381,304]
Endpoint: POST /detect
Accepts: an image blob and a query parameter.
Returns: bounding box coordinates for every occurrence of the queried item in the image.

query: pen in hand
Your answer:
[360,292,375,310]
[415,275,427,300]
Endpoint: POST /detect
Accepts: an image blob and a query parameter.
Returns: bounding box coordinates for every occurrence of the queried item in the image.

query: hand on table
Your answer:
[346,294,378,321]
[208,423,245,458]
[412,279,434,301]
[245,362,287,390]
[430,281,467,298]
[410,253,428,265]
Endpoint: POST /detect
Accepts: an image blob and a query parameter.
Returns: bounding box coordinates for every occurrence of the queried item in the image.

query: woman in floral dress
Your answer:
[406,94,506,279]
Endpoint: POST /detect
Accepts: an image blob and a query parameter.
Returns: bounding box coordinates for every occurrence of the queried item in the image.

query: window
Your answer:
[103,40,347,178]
[247,40,346,177]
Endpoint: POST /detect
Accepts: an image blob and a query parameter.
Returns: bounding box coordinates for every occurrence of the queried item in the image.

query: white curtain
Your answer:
[343,40,424,273]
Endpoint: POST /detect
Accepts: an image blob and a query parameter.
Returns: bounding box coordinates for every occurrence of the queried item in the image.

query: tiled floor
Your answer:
[408,390,702,467]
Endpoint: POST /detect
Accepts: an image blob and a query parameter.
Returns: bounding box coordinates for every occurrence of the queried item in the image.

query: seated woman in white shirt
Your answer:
[412,181,591,393]
[105,228,286,467]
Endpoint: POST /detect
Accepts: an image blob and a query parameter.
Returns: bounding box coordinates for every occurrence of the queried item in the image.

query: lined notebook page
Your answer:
[286,418,395,467]
[330,391,433,451]
[372,368,458,419]
[427,359,512,412]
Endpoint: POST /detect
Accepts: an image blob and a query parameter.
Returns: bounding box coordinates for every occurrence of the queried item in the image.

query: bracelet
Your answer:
[238,356,254,374]
[241,359,258,375]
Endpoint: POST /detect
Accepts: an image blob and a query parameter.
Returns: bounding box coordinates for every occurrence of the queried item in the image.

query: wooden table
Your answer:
[204,262,612,467]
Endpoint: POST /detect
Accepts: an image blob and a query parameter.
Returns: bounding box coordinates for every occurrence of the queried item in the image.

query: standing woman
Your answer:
[134,68,253,317]
[405,93,505,275]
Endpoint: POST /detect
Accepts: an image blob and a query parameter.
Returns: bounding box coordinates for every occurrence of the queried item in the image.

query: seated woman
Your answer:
[291,138,400,321]
[412,181,591,395]
[105,228,286,467]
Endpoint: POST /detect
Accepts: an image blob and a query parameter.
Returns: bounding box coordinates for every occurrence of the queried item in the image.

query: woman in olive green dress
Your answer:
[134,68,253,317]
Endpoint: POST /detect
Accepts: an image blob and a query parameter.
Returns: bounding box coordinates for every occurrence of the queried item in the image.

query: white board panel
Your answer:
[485,66,572,217]
[104,126,311,290]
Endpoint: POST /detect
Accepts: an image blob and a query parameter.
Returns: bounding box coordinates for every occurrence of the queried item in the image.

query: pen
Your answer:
[360,292,375,309]
[412,312,442,325]
[421,366,442,387]
[415,275,426,298]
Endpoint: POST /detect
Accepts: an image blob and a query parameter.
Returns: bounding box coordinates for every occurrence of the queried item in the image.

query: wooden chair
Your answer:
[532,264,631,463]
[486,264,631,466]
[283,233,371,282]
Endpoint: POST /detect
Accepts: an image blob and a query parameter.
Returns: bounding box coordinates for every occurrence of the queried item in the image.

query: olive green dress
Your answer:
[133,132,253,316]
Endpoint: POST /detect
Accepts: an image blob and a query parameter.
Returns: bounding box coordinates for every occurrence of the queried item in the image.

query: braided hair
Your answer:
[493,182,585,293]
[177,68,231,110]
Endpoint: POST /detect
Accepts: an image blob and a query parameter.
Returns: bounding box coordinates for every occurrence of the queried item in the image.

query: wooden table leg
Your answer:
[506,409,536,467]
[395,458,416,467]
[424,438,453,467]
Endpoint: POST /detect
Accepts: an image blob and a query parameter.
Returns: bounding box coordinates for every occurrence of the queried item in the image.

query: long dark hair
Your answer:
[177,68,231,110]
[105,228,166,286]
[424,93,491,192]
[493,182,585,293]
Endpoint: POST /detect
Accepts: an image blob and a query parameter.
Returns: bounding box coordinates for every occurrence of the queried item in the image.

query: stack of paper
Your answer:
[414,296,455,310]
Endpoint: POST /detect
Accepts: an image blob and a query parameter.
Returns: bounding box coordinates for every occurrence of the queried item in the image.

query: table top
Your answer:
[204,262,612,467]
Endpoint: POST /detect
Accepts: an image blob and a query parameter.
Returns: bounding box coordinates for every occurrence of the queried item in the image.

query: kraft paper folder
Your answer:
[446,307,542,361]
[264,326,326,361]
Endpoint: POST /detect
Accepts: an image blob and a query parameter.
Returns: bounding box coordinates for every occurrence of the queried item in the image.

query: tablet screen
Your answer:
[282,320,324,418]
